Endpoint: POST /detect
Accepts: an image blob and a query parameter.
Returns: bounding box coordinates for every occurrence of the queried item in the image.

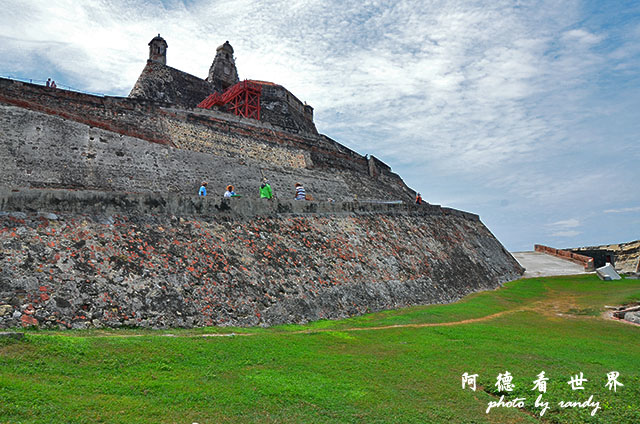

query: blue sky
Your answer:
[1,0,638,251]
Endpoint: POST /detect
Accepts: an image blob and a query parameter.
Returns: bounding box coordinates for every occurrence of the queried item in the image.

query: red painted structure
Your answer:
[197,80,261,120]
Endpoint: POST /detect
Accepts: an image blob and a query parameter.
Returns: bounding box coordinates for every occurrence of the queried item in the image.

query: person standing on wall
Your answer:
[416,192,422,205]
[224,185,236,198]
[294,182,306,200]
[46,78,51,87]
[260,178,273,199]
[199,181,207,196]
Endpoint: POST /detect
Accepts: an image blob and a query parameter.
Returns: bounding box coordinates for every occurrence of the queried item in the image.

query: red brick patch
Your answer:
[21,315,38,327]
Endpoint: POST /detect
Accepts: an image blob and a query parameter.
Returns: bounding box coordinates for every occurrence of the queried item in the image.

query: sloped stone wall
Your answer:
[0,190,523,329]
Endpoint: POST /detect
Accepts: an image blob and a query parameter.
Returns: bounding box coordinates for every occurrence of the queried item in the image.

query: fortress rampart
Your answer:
[0,37,524,329]
[0,190,522,329]
[0,78,412,201]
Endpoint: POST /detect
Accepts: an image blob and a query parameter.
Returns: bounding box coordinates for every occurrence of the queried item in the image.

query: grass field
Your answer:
[1,274,639,423]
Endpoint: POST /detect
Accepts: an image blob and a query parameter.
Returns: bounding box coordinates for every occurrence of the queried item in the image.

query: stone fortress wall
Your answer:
[0,78,412,202]
[0,190,523,329]
[0,36,525,329]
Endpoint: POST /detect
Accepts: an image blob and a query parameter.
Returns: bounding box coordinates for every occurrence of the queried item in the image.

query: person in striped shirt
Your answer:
[294,182,306,200]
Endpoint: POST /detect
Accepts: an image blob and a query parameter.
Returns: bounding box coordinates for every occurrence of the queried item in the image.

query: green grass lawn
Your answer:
[1,274,639,423]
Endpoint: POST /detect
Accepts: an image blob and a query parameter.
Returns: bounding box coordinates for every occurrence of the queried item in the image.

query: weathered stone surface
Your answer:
[205,41,239,91]
[0,304,12,316]
[38,212,58,220]
[258,82,317,134]
[20,315,38,327]
[0,198,523,329]
[624,311,640,324]
[571,240,640,274]
[0,189,476,220]
[129,60,215,108]
[0,79,413,202]
[596,263,621,281]
[0,68,524,331]
[127,41,317,135]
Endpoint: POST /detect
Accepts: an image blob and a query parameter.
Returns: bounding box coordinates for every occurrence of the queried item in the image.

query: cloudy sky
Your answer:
[1,0,638,251]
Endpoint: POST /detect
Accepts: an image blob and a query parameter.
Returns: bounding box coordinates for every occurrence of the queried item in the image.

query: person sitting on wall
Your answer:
[50,80,57,89]
[416,193,422,205]
[294,183,306,200]
[198,181,207,196]
[260,178,273,199]
[46,78,51,87]
[224,185,237,198]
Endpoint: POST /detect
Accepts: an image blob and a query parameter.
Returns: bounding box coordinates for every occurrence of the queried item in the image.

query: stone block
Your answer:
[20,315,38,327]
[624,311,640,324]
[596,263,621,281]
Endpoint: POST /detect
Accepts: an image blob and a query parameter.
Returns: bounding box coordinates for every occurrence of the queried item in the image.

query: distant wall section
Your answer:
[570,241,640,273]
[534,244,595,271]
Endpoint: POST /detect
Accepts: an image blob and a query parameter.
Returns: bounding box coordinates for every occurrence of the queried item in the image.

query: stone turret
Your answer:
[129,36,316,133]
[148,34,168,65]
[206,41,239,90]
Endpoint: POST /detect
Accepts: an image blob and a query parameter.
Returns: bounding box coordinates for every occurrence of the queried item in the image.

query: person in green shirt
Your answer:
[260,178,273,199]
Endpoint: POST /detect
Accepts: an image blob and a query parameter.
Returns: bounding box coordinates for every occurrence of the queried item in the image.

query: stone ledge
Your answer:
[0,188,480,221]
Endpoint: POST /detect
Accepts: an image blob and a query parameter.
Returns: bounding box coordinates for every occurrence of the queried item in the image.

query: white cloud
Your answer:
[562,28,604,46]
[546,218,582,239]
[551,230,582,237]
[604,206,640,214]
[549,218,581,229]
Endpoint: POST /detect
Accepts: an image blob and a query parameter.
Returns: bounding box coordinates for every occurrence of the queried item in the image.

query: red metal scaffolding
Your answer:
[197,80,262,120]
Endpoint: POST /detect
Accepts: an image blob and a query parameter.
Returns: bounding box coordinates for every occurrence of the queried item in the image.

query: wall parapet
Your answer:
[0,189,479,222]
[534,244,595,271]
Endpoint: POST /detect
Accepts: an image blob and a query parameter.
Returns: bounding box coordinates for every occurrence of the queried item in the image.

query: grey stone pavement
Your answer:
[511,251,590,278]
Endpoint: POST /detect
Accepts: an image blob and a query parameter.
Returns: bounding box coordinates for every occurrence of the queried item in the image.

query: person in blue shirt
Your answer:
[198,182,207,196]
